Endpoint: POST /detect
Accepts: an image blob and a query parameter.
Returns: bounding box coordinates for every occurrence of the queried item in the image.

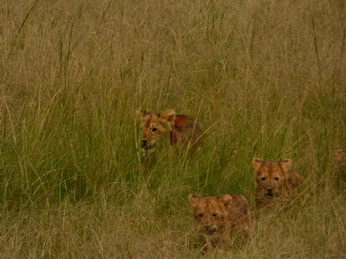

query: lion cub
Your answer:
[189,194,252,249]
[136,109,202,156]
[253,157,305,208]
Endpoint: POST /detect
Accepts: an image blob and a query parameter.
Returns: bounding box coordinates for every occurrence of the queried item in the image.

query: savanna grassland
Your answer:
[1,0,345,258]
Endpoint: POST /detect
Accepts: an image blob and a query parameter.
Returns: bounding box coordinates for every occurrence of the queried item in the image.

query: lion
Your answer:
[252,157,305,208]
[189,194,252,250]
[136,109,202,157]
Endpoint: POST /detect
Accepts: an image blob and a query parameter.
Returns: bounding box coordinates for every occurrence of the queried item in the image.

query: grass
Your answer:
[0,0,345,257]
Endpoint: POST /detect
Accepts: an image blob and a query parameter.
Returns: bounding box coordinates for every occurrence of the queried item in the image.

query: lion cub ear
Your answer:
[219,194,233,207]
[160,109,176,124]
[189,194,199,207]
[252,157,263,172]
[136,109,149,120]
[280,159,292,172]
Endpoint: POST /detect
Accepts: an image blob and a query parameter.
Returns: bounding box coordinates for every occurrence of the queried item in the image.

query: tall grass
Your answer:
[0,0,345,257]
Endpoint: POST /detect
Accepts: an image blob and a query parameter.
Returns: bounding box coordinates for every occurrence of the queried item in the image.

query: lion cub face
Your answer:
[136,109,176,154]
[253,157,292,205]
[189,195,230,235]
[189,194,252,249]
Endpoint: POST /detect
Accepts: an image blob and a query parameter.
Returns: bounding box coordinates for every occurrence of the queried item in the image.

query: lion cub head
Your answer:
[253,157,296,207]
[136,109,176,155]
[189,194,252,249]
[252,158,305,208]
[189,195,231,235]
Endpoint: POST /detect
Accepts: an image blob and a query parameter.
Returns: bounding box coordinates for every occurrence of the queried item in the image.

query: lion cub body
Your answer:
[253,158,304,208]
[137,109,201,156]
[189,194,252,249]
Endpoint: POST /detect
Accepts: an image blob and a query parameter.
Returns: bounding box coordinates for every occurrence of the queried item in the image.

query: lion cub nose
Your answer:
[141,140,148,148]
[205,226,217,235]
[266,189,273,196]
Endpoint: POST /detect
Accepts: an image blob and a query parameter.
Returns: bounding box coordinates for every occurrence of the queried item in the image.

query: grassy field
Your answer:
[1,0,345,258]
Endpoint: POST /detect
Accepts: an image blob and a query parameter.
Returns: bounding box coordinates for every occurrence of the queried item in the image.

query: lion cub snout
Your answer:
[266,188,274,197]
[197,212,224,235]
[203,223,218,235]
[141,140,149,149]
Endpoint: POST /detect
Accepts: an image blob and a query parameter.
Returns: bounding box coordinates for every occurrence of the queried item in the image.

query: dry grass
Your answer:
[0,0,345,258]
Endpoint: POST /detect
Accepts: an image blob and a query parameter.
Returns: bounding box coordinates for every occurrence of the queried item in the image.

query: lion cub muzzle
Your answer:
[204,225,218,235]
[265,188,275,198]
[141,140,150,150]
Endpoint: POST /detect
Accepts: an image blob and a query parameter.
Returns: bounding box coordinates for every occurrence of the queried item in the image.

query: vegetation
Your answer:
[1,0,345,257]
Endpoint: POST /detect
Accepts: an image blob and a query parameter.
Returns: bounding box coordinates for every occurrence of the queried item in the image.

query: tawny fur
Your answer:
[189,194,252,249]
[333,148,345,167]
[136,109,202,156]
[253,157,305,208]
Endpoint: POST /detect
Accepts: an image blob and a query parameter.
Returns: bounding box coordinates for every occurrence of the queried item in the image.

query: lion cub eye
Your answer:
[151,128,158,133]
[198,213,204,218]
[212,213,218,217]
[274,177,280,181]
[261,177,266,181]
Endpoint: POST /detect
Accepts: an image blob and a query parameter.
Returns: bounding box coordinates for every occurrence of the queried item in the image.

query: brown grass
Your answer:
[0,0,345,257]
